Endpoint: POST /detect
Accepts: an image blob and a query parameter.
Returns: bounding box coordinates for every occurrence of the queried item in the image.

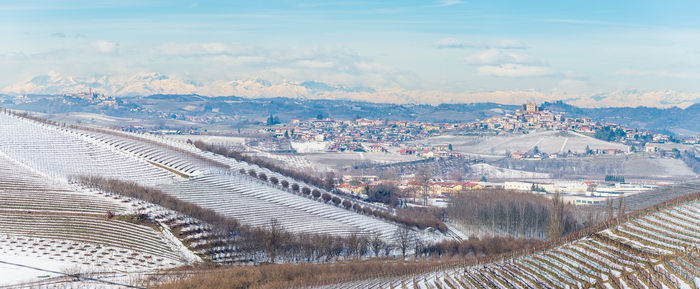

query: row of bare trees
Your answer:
[241,164,448,233]
[73,175,413,263]
[448,189,585,239]
[76,175,524,265]
[192,140,336,190]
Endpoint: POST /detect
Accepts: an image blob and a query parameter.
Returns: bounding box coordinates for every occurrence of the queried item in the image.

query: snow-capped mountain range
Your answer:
[2,72,699,108]
[1,72,323,98]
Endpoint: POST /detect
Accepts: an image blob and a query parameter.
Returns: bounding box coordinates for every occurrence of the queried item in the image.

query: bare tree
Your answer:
[548,192,564,239]
[324,171,336,190]
[413,236,424,261]
[415,167,432,205]
[617,195,626,217]
[379,168,398,181]
[606,196,614,220]
[394,224,416,259]
[346,233,360,259]
[382,243,394,257]
[358,234,369,258]
[266,218,284,262]
[370,232,384,257]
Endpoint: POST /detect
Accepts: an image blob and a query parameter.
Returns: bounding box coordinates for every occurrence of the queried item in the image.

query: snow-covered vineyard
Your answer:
[312,197,700,289]
[0,111,434,241]
[0,110,447,285]
[0,154,194,286]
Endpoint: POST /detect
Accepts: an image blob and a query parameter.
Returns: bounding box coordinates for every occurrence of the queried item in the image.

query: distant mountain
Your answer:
[1,72,371,100]
[2,93,698,135]
[2,72,699,135]
[6,72,697,110]
[542,101,700,136]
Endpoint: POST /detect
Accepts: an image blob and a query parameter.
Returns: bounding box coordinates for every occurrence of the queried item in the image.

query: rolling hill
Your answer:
[315,192,700,289]
[0,109,447,286]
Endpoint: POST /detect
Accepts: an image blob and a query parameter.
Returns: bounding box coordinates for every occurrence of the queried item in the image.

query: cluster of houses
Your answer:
[264,103,698,158]
[508,148,627,160]
[263,118,471,146]
[477,103,592,132]
[475,103,698,147]
[337,173,657,207]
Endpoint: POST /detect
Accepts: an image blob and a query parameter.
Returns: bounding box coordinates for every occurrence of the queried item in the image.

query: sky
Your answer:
[1,0,700,107]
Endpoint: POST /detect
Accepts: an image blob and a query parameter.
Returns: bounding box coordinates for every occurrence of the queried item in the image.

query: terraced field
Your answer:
[0,111,440,243]
[0,155,196,286]
[313,195,700,289]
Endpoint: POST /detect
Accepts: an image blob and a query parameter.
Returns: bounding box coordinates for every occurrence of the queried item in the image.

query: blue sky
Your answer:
[2,0,700,107]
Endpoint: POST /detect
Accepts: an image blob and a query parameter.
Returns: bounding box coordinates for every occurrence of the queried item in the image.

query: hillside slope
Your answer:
[316,192,700,289]
[0,110,443,243]
[0,155,196,286]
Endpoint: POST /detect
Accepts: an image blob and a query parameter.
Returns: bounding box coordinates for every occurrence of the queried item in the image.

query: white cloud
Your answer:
[296,60,335,68]
[477,64,556,77]
[616,69,700,80]
[158,42,247,57]
[90,40,118,54]
[433,0,462,7]
[434,38,527,49]
[465,49,540,65]
[434,38,483,49]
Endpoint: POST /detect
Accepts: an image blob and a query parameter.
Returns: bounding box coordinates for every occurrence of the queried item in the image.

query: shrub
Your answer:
[291,183,300,192]
[312,190,322,199]
[258,173,268,181]
[362,207,373,215]
[366,184,400,207]
[321,193,332,203]
[248,169,257,178]
[281,180,289,188]
[270,177,279,185]
[239,168,246,174]
[342,200,352,209]
[373,210,386,219]
[353,204,362,212]
[302,187,311,195]
[332,196,341,206]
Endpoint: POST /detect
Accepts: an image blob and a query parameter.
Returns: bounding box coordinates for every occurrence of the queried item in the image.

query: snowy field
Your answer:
[623,157,697,177]
[470,163,551,179]
[291,141,329,153]
[254,152,319,172]
[167,134,246,147]
[306,152,421,170]
[0,254,78,285]
[418,130,629,156]
[0,111,442,246]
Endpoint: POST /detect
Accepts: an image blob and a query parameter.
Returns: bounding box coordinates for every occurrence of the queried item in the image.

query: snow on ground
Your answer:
[623,157,697,177]
[470,163,551,179]
[306,152,420,170]
[0,253,81,285]
[254,152,319,172]
[418,130,629,156]
[291,141,329,153]
[167,134,246,147]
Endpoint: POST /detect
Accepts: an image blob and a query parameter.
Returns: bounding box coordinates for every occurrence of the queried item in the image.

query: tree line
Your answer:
[447,189,584,239]
[73,176,438,263]
[197,141,448,232]
[191,140,335,191]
